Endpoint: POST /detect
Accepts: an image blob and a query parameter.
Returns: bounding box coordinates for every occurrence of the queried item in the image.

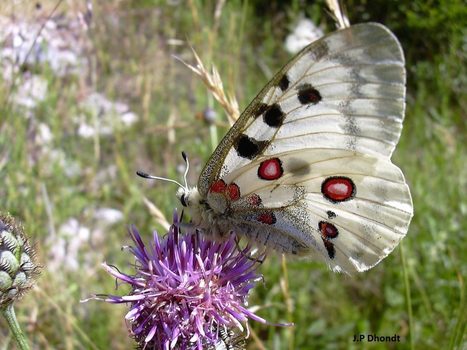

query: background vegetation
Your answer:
[0,0,465,349]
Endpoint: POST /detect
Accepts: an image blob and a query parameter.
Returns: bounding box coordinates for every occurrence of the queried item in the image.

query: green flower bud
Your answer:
[0,214,40,308]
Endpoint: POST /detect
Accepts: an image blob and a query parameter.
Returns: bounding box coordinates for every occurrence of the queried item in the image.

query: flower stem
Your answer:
[1,304,31,350]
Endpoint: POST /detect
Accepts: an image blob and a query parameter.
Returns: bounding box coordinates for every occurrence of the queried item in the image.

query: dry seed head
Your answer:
[176,47,240,125]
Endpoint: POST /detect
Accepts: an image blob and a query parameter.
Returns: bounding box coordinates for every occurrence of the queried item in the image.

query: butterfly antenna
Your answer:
[181,151,190,190]
[136,170,185,189]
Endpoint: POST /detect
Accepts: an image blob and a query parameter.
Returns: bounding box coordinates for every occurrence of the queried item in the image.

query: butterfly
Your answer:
[143,23,413,274]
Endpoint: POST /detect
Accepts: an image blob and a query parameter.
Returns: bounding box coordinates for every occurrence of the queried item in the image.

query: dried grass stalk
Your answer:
[177,48,240,125]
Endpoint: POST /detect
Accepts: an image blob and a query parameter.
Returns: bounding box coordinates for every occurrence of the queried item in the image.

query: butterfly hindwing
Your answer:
[220,149,412,272]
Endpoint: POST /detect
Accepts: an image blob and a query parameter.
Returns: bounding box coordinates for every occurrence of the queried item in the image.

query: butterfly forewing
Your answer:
[194,23,413,273]
[198,23,406,196]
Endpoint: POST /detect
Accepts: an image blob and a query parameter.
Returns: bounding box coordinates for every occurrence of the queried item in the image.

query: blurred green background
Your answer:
[0,0,465,349]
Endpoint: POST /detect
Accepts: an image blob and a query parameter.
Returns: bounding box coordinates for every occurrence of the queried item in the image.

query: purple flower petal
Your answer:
[87,211,274,349]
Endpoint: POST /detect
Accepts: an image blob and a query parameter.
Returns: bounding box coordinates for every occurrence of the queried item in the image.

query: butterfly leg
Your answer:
[233,235,266,263]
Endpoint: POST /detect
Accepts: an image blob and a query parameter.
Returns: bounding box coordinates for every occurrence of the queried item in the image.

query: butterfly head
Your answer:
[176,186,200,208]
[137,151,201,209]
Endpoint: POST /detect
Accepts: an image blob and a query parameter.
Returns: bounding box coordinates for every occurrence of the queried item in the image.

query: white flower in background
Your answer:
[77,122,108,138]
[48,209,123,273]
[91,208,124,227]
[11,75,48,109]
[89,165,118,193]
[1,14,139,137]
[36,123,53,146]
[76,92,139,138]
[50,150,82,178]
[0,13,87,111]
[120,111,138,125]
[0,16,45,68]
[85,207,124,248]
[25,121,83,178]
[48,218,91,272]
[0,14,87,78]
[285,18,324,54]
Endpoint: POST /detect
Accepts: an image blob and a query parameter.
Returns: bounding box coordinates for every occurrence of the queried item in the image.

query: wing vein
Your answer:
[273,131,395,145]
[282,113,402,125]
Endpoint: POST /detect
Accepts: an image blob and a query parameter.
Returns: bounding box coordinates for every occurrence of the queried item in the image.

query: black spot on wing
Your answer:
[254,103,269,118]
[263,104,285,127]
[297,83,322,105]
[322,238,335,259]
[234,134,268,159]
[278,74,289,91]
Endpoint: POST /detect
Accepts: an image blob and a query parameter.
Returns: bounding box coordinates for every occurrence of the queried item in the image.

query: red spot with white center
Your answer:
[210,179,227,193]
[257,212,276,225]
[319,221,339,239]
[258,158,283,181]
[321,176,355,202]
[227,183,241,201]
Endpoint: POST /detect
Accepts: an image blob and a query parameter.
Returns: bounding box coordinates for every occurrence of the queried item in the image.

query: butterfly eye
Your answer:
[180,193,188,207]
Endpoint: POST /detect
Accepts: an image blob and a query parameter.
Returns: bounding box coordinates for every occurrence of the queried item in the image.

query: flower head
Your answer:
[87,212,267,349]
[0,213,41,308]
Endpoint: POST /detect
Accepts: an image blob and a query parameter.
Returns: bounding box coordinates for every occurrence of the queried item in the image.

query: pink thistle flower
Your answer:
[85,212,269,349]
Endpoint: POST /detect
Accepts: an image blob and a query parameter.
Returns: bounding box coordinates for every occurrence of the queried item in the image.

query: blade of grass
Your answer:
[34,286,100,350]
[281,255,295,350]
[448,247,466,350]
[400,242,414,350]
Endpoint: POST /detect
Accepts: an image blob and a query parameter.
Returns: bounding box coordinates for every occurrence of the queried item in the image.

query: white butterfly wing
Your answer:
[196,23,413,273]
[222,149,412,272]
[198,23,405,196]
